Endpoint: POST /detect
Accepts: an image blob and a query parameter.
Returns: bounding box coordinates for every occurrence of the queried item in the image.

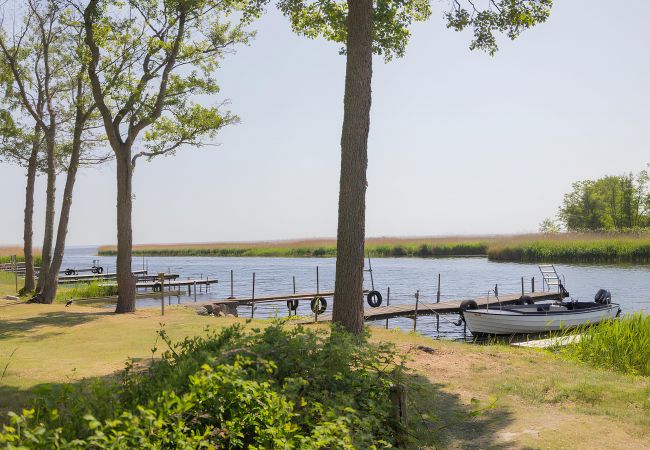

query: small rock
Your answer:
[417,345,436,355]
[196,309,209,316]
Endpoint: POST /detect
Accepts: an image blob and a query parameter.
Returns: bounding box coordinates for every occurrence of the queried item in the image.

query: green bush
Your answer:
[0,323,404,449]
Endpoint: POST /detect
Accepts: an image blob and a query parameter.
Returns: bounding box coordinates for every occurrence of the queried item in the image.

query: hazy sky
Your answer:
[1,0,648,246]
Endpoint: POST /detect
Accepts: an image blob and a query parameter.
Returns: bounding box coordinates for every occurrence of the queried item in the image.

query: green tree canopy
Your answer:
[558,169,650,231]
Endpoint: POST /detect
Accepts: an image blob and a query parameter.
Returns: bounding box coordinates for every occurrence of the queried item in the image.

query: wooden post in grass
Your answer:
[193,281,197,302]
[390,383,408,445]
[11,255,17,293]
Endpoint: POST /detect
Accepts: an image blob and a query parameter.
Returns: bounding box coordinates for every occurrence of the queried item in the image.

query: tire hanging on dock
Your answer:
[517,295,534,305]
[366,290,382,308]
[311,296,327,314]
[287,299,299,311]
[455,299,478,326]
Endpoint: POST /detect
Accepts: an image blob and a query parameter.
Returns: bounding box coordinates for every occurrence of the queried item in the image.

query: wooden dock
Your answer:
[58,270,148,284]
[302,291,565,323]
[136,278,218,292]
[213,291,340,307]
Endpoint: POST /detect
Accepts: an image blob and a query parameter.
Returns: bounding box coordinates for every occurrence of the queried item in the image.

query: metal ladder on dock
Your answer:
[538,264,568,296]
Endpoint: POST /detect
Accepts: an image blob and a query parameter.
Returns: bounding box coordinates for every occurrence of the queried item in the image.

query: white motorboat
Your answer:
[462,298,621,336]
[460,265,621,336]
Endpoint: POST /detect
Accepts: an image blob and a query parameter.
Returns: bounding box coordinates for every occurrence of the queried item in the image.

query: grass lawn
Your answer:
[1,303,649,449]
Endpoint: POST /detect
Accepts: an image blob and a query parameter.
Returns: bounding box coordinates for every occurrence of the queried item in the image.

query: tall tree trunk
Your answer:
[115,148,135,313]
[331,0,373,334]
[36,130,56,292]
[41,125,83,304]
[22,127,41,293]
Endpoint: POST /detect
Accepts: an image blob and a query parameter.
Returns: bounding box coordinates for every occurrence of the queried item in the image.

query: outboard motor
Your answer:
[594,289,612,305]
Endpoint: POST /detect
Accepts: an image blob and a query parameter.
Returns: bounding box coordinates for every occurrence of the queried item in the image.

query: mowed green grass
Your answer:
[0,303,648,448]
[98,232,650,263]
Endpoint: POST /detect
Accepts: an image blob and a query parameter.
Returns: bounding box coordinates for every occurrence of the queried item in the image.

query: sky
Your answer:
[1,0,649,246]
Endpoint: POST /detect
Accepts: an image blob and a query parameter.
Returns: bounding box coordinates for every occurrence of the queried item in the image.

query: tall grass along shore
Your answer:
[97,232,650,263]
[557,312,650,376]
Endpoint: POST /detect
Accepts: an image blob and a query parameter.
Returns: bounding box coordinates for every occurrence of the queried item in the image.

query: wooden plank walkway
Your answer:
[214,291,338,306]
[135,278,218,290]
[298,291,565,324]
[58,270,148,284]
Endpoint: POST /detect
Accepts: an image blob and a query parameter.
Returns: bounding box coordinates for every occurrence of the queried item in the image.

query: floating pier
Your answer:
[58,270,148,284]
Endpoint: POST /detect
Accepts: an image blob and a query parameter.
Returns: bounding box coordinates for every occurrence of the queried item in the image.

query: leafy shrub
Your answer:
[0,323,404,449]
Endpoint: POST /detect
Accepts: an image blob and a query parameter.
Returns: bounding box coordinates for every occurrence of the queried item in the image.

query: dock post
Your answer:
[436,274,441,332]
[316,266,320,295]
[367,251,375,290]
[521,277,524,296]
[291,276,296,317]
[251,272,256,318]
[159,273,165,316]
[532,277,535,293]
[228,270,234,298]
[413,290,419,332]
[385,287,390,329]
[194,281,197,302]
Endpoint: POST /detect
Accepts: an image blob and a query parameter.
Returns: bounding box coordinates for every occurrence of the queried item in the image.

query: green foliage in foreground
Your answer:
[55,282,119,302]
[487,237,650,262]
[557,313,650,376]
[0,323,404,449]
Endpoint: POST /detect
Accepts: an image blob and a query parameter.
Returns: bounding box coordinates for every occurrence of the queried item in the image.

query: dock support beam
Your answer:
[436,274,441,332]
[251,272,256,318]
[413,290,419,332]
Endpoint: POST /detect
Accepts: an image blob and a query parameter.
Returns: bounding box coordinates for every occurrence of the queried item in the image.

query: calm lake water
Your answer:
[62,246,650,340]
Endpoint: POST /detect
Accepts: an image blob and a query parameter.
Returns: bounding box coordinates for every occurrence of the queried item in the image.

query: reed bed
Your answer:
[557,312,650,376]
[97,232,650,263]
[56,281,119,302]
[488,233,650,263]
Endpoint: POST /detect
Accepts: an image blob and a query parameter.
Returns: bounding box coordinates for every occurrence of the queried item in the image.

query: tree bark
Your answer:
[22,127,41,293]
[331,0,373,334]
[41,122,83,304]
[36,129,56,292]
[115,148,135,313]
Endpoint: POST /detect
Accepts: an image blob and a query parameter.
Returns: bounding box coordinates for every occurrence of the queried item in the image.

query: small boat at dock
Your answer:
[462,297,620,336]
[460,265,621,336]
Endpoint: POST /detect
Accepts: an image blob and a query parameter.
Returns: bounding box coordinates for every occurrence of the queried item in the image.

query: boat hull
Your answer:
[463,303,621,336]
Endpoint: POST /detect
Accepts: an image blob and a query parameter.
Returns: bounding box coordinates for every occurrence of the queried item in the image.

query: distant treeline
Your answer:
[551,168,650,232]
[98,233,650,263]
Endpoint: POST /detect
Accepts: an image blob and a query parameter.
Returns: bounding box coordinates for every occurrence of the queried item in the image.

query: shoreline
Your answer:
[96,232,650,264]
